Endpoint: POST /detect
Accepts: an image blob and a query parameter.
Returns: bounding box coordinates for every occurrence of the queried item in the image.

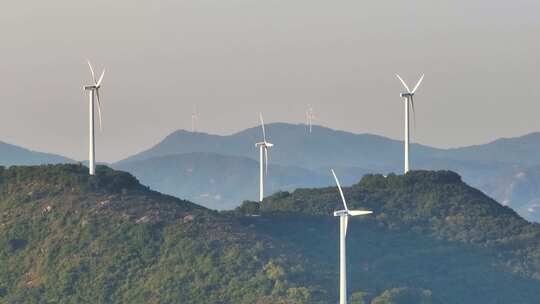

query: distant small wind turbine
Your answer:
[191,107,199,132]
[306,106,315,133]
[255,113,273,202]
[331,169,372,304]
[396,74,424,173]
[83,60,105,176]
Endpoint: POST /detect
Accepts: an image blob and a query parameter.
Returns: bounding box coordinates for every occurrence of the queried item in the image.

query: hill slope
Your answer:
[436,132,540,165]
[0,165,324,303]
[480,165,540,221]
[2,166,540,303]
[0,141,72,166]
[250,170,540,303]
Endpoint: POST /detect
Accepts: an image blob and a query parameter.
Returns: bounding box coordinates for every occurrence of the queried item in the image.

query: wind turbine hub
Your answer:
[256,142,273,148]
[333,210,348,217]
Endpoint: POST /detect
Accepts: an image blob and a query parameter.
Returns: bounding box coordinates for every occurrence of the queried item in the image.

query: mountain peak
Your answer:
[0,164,141,194]
[353,170,463,193]
[260,170,520,230]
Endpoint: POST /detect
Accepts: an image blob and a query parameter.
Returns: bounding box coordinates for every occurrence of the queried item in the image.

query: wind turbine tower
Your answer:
[83,61,105,176]
[255,113,273,202]
[306,106,315,133]
[331,169,372,304]
[396,74,424,174]
[191,107,199,132]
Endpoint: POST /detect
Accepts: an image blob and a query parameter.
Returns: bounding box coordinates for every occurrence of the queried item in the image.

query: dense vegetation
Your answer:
[0,165,322,303]
[1,165,540,303]
[239,170,540,303]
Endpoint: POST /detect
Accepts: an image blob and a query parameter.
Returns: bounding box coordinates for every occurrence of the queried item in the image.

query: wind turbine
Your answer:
[255,113,273,202]
[306,105,315,133]
[396,74,424,174]
[191,106,199,132]
[83,60,105,176]
[331,169,372,304]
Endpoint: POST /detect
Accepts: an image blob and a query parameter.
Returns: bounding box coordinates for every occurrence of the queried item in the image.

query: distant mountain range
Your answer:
[3,124,540,221]
[117,124,434,171]
[114,124,540,221]
[0,141,73,166]
[433,132,540,165]
[480,166,540,219]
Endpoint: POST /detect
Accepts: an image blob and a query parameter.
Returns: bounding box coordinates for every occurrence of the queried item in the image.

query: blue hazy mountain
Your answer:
[480,165,540,221]
[117,123,442,172]
[115,124,540,219]
[433,132,540,165]
[0,140,73,166]
[120,124,540,170]
[114,152,368,210]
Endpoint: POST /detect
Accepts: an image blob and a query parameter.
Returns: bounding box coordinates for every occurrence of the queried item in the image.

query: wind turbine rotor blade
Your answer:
[348,210,373,216]
[97,69,105,87]
[259,113,267,142]
[331,169,349,211]
[87,60,97,84]
[95,89,103,131]
[412,74,425,94]
[395,74,411,93]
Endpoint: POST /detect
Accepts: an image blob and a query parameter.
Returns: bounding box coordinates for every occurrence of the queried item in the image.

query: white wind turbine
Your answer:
[396,74,424,174]
[331,169,372,304]
[255,113,273,202]
[191,106,199,132]
[83,60,105,176]
[306,105,315,133]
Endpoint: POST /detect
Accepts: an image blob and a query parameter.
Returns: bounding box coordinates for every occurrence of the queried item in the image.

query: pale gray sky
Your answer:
[2,0,540,162]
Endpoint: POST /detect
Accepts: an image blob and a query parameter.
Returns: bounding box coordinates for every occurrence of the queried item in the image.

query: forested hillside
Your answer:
[1,165,540,303]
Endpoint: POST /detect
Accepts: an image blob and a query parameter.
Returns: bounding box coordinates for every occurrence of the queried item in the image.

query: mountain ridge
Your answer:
[117,125,540,166]
[116,124,441,170]
[0,140,73,166]
[112,124,540,220]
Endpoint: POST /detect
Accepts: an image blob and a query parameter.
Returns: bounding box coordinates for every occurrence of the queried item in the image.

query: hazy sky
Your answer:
[2,0,540,162]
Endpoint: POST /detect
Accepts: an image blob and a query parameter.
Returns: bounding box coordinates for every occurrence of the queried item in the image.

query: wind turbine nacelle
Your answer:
[334,210,348,217]
[401,93,413,98]
[255,142,273,148]
[84,85,96,90]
